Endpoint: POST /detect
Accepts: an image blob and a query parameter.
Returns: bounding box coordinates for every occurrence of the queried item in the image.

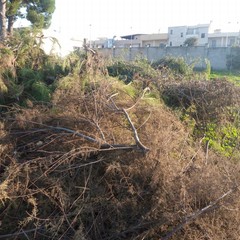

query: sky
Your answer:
[29,0,240,55]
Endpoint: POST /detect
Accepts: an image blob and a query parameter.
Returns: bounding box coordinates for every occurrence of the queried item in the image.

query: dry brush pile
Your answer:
[0,59,240,239]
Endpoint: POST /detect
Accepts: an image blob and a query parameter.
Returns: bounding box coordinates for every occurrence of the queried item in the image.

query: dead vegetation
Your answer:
[0,54,240,239]
[161,78,240,124]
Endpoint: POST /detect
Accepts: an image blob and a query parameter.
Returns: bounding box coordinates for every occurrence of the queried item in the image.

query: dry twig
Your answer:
[161,186,239,240]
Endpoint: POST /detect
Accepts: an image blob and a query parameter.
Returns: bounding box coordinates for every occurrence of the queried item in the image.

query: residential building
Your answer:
[120,34,143,47]
[139,33,168,47]
[92,37,110,48]
[118,33,168,48]
[92,33,168,49]
[168,24,209,46]
[208,30,240,47]
[87,23,240,50]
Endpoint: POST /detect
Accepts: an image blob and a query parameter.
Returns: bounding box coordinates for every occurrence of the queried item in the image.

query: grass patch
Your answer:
[210,71,240,85]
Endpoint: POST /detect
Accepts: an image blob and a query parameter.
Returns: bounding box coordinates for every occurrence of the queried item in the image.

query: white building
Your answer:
[168,24,209,46]
[139,33,168,47]
[208,30,240,47]
[89,23,240,50]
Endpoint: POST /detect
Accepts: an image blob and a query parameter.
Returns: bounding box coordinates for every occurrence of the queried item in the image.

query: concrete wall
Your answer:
[98,46,236,71]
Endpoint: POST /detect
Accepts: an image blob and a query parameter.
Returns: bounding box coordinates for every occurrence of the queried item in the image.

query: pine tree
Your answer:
[0,0,55,39]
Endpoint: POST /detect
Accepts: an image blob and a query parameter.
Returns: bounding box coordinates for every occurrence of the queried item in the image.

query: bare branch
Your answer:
[3,117,101,144]
[0,227,43,239]
[161,186,239,240]
[122,109,149,153]
[4,115,149,153]
[106,90,150,153]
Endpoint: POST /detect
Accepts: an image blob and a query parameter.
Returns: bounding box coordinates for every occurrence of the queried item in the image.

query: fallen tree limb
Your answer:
[104,186,239,240]
[161,185,239,240]
[3,117,101,144]
[0,227,43,239]
[5,115,149,153]
[122,109,149,153]
[107,94,150,153]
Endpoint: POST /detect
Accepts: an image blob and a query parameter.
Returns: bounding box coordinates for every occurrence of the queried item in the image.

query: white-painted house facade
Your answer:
[208,30,239,47]
[168,24,209,46]
[83,24,240,50]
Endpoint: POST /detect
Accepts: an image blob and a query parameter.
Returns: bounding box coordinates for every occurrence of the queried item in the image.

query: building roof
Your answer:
[209,32,239,38]
[120,34,145,40]
[188,24,210,28]
[169,24,210,29]
[140,33,168,40]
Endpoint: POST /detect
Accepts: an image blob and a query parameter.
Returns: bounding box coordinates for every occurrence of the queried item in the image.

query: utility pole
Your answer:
[89,24,92,48]
[130,26,133,47]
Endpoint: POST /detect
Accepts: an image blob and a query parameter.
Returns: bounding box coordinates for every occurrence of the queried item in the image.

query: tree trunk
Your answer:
[7,15,14,36]
[0,0,7,41]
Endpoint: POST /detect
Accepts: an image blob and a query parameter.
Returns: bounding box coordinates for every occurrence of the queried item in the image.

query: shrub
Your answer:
[184,37,198,46]
[161,77,240,159]
[152,56,193,75]
[30,81,51,102]
[0,29,76,104]
[199,122,240,158]
[107,59,157,83]
[161,78,240,124]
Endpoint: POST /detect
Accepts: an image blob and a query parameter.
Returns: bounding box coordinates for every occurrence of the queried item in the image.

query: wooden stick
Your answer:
[0,227,42,239]
[161,186,239,240]
[122,109,149,153]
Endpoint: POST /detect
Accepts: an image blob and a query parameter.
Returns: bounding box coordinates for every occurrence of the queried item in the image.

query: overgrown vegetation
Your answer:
[0,0,55,40]
[0,28,79,105]
[151,56,194,75]
[107,58,158,83]
[1,43,240,239]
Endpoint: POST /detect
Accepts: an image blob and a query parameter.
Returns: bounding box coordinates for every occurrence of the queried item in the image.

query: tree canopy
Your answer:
[0,0,55,40]
[25,0,55,28]
[184,37,198,46]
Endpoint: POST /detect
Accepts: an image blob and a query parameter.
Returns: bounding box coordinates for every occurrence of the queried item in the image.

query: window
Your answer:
[201,33,205,38]
[187,28,198,35]
[181,33,183,37]
[170,29,173,35]
[229,38,235,46]
[187,28,194,35]
[170,41,172,46]
[212,40,217,48]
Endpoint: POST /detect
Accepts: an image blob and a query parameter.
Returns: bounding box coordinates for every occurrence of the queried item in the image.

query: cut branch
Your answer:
[0,227,43,239]
[5,115,149,153]
[161,186,239,240]
[122,109,149,153]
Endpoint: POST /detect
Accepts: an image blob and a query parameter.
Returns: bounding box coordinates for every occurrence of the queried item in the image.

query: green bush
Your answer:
[183,37,198,46]
[152,56,193,75]
[200,122,240,158]
[30,81,51,102]
[16,68,52,102]
[107,59,157,83]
